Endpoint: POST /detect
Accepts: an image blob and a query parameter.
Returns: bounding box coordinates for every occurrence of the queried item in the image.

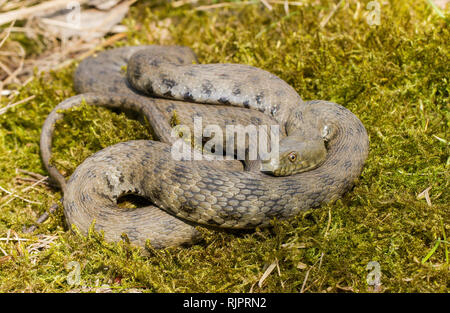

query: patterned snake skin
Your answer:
[40,46,369,248]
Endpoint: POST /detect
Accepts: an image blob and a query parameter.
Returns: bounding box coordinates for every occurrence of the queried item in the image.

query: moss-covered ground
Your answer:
[0,0,448,292]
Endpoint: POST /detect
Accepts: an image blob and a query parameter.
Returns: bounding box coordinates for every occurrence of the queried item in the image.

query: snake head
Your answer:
[260,136,327,176]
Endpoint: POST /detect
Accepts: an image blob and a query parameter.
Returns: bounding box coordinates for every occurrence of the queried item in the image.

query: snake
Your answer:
[40,46,369,249]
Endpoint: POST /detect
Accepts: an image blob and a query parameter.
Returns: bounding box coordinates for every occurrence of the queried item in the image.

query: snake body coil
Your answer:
[40,46,369,248]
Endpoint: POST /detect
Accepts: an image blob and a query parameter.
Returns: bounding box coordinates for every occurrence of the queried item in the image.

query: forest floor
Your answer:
[0,0,448,292]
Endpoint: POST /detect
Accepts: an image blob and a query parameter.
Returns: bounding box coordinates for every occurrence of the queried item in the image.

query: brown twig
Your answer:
[23,203,59,233]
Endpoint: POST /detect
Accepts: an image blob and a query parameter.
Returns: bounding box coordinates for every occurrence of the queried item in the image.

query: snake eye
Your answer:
[288,152,297,163]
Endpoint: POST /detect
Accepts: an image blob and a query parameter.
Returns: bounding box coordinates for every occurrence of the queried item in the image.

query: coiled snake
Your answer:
[40,46,369,248]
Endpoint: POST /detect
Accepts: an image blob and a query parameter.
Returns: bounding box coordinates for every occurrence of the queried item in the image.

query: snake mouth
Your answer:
[260,159,284,176]
[259,154,279,171]
[260,161,324,177]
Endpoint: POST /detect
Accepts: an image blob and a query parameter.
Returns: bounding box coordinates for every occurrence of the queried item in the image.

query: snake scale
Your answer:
[40,46,369,248]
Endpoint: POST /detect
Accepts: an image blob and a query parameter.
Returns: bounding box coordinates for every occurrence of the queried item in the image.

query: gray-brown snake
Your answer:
[40,46,369,248]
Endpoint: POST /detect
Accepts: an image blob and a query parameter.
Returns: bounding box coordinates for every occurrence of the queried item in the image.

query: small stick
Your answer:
[16,169,59,188]
[23,203,59,233]
[15,177,57,188]
[16,168,47,180]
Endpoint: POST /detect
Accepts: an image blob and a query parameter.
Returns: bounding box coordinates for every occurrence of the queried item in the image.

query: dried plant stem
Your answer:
[0,0,90,26]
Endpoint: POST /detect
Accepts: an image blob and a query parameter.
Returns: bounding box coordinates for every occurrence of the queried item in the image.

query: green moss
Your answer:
[51,100,152,178]
[0,0,448,292]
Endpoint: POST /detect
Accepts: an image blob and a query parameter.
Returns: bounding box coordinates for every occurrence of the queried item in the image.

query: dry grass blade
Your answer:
[53,32,128,71]
[417,187,432,207]
[258,260,277,288]
[275,258,284,289]
[195,0,306,11]
[260,0,273,11]
[320,0,344,28]
[0,35,25,88]
[0,95,35,115]
[39,0,136,40]
[0,179,43,206]
[0,0,134,94]
[15,169,56,188]
[0,1,40,12]
[268,0,307,5]
[300,257,321,293]
[0,20,14,48]
[0,237,29,241]
[0,0,90,26]
[0,247,10,263]
[284,0,289,15]
[434,0,450,10]
[196,1,254,11]
[26,234,59,264]
[172,0,199,8]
